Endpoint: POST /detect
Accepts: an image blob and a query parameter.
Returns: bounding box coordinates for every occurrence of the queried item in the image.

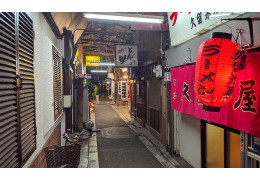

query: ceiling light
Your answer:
[91,62,115,66]
[84,13,163,24]
[210,13,231,18]
[91,70,107,73]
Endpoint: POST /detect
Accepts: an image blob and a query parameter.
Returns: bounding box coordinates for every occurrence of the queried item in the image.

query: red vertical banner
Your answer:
[227,49,260,136]
[170,49,260,137]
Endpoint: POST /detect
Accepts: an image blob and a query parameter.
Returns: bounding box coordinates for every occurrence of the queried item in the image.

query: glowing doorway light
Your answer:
[121,68,127,72]
[84,13,164,24]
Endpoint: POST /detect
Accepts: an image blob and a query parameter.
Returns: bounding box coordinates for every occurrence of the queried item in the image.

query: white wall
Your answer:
[168,12,260,168]
[179,113,201,168]
[23,12,65,167]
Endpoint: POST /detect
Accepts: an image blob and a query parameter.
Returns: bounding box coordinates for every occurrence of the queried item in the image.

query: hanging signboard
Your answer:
[115,45,138,67]
[170,49,260,137]
[86,56,100,66]
[167,12,244,46]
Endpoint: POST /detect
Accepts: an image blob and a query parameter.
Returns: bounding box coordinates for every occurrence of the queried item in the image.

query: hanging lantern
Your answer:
[195,32,240,111]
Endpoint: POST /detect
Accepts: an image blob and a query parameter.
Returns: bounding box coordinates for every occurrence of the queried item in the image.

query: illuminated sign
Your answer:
[86,56,100,66]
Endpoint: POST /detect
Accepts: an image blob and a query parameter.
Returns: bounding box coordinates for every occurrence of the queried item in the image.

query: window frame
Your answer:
[52,45,63,121]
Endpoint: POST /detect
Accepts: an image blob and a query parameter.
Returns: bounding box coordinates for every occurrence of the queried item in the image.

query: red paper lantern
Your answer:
[195,32,240,110]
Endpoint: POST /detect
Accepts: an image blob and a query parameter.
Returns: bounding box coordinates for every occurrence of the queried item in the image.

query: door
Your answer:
[130,82,136,116]
[202,121,241,168]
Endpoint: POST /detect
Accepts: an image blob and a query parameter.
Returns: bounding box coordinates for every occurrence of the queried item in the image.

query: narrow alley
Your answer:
[1,5,260,180]
[95,104,162,168]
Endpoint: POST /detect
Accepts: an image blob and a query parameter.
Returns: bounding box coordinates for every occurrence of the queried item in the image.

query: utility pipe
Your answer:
[165,80,169,151]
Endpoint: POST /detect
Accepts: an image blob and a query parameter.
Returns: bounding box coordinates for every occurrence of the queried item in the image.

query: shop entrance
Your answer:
[201,121,241,168]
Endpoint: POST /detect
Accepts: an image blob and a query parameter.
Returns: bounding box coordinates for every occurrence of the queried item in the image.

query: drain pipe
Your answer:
[70,44,78,132]
[164,50,170,152]
[165,79,169,151]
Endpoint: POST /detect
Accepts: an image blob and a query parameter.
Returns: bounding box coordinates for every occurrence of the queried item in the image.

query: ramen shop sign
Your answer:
[167,12,244,46]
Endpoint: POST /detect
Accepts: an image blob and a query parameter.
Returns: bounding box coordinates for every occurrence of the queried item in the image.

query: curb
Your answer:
[87,110,99,168]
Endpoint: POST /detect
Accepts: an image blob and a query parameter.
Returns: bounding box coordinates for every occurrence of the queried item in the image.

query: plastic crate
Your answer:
[44,144,81,168]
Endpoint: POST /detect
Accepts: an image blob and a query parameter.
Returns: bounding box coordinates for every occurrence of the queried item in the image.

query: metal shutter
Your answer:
[0,12,19,168]
[53,47,63,120]
[18,12,36,165]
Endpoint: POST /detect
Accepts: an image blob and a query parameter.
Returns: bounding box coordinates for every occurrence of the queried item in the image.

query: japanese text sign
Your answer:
[115,45,138,67]
[86,56,100,66]
[167,12,244,46]
[171,50,260,137]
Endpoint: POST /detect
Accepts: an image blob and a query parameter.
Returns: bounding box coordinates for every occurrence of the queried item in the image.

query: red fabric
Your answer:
[171,50,260,137]
[195,38,239,107]
[227,50,260,136]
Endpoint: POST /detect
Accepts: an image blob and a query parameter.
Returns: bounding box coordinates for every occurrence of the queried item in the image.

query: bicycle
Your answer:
[63,121,101,145]
[44,121,100,168]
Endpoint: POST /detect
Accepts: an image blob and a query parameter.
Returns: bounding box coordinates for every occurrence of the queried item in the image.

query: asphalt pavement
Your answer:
[95,104,163,168]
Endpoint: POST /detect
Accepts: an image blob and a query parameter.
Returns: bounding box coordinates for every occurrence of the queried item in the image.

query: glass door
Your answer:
[202,121,241,168]
[206,123,225,168]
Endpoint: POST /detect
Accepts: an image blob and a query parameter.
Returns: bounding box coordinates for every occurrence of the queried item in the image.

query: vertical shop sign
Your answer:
[240,132,244,152]
[121,81,127,100]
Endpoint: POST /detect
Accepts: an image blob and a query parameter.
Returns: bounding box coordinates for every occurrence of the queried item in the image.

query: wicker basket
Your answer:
[44,144,81,168]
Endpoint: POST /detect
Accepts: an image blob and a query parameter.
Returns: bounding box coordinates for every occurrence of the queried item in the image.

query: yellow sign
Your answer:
[86,56,100,66]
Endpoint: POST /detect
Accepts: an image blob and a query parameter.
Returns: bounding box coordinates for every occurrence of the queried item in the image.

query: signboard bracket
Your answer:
[222,18,254,46]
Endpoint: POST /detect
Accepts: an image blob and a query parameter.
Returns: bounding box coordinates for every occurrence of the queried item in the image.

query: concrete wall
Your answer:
[167,12,260,168]
[23,12,65,167]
